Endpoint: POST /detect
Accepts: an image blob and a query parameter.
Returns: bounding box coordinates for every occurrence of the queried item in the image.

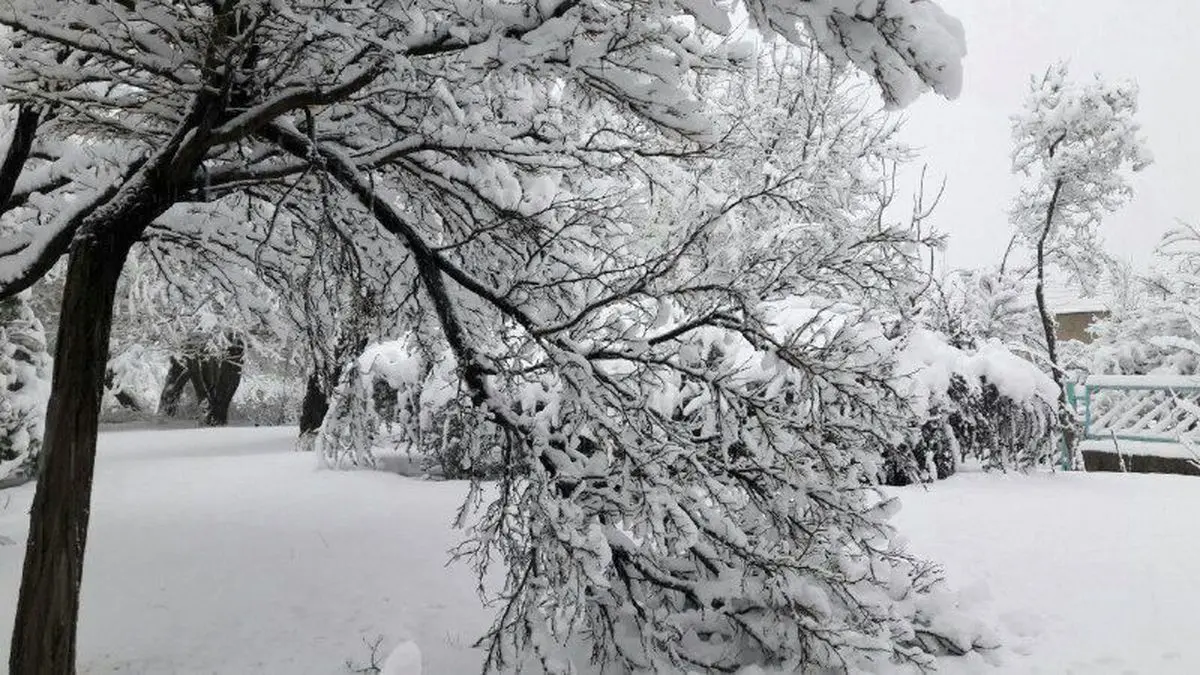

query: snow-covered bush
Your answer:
[318,339,433,468]
[1090,310,1200,377]
[318,339,507,478]
[102,344,167,416]
[232,370,303,426]
[316,360,387,469]
[887,329,1060,484]
[925,269,1044,361]
[0,290,50,481]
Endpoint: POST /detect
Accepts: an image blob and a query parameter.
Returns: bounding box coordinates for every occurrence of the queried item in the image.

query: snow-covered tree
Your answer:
[925,268,1043,359]
[1008,62,1151,464]
[0,0,968,670]
[1087,223,1200,376]
[305,39,993,666]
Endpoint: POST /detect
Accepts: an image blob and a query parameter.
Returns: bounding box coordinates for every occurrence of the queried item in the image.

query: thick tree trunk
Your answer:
[157,357,190,416]
[298,371,329,441]
[6,34,243,669]
[9,231,135,674]
[187,337,245,426]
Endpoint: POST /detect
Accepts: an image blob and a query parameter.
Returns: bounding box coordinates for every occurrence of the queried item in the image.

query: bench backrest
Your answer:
[1072,375,1200,443]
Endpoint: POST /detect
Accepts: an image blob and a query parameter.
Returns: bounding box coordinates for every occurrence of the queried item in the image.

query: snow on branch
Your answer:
[206,56,388,148]
[745,0,966,107]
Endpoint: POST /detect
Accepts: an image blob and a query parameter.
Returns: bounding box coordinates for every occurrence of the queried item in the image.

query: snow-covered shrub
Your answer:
[925,269,1043,360]
[887,329,1059,484]
[102,344,167,416]
[318,339,507,477]
[318,338,435,469]
[0,291,50,481]
[317,359,387,469]
[232,370,303,426]
[1090,319,1200,377]
[1086,292,1200,377]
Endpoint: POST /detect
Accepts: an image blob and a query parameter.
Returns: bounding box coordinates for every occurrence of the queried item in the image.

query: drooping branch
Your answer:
[260,121,507,400]
[261,122,542,335]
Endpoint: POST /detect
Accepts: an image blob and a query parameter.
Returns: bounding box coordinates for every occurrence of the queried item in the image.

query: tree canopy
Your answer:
[0,0,974,672]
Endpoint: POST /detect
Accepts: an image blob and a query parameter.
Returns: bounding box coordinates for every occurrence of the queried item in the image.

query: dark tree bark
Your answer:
[157,356,190,416]
[297,330,373,444]
[0,107,40,210]
[9,228,137,674]
[187,337,245,426]
[298,371,329,440]
[6,133,196,672]
[103,368,141,412]
[372,379,398,420]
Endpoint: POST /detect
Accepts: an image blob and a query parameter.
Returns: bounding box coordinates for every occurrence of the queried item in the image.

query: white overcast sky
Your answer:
[895,0,1199,272]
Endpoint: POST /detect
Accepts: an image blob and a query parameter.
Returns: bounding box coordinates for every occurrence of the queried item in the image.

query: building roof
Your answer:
[1035,272,1115,315]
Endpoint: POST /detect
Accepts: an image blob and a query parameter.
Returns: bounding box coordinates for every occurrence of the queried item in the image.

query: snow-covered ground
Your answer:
[894,471,1200,674]
[1,428,1198,673]
[0,427,488,674]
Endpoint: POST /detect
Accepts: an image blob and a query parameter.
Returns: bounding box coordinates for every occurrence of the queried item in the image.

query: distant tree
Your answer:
[1088,223,1200,376]
[1008,62,1151,465]
[106,246,281,425]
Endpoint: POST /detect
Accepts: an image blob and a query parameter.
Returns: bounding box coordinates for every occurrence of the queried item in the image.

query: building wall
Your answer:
[1056,311,1109,344]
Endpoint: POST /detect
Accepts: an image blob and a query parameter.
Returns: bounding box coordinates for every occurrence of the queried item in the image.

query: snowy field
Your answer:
[1,428,1198,674]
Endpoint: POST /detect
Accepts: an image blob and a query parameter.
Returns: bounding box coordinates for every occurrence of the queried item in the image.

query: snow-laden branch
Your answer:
[263,121,541,331]
[206,55,387,148]
[0,179,123,298]
[0,6,198,86]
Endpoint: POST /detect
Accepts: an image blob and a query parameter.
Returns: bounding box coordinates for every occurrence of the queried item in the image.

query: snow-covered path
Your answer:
[0,427,490,674]
[2,428,1200,673]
